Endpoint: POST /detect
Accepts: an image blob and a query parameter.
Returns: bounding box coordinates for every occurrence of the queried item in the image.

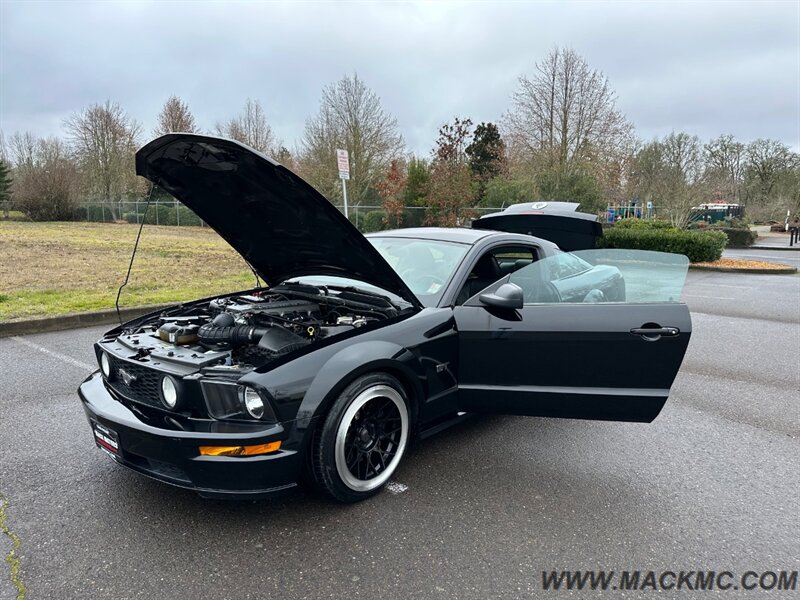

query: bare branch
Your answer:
[215,98,275,154]
[300,74,405,205]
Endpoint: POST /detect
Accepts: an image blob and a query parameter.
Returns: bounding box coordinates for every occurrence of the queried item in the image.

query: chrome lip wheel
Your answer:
[334,384,408,492]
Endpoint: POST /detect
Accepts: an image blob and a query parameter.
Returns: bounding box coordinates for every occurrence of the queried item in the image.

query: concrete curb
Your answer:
[0,304,172,338]
[689,265,797,274]
[748,245,800,251]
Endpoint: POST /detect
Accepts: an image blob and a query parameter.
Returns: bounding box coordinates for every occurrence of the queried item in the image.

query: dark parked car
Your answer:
[78,134,692,503]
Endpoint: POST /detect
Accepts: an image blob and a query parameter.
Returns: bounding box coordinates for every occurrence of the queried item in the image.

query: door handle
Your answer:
[630,326,680,340]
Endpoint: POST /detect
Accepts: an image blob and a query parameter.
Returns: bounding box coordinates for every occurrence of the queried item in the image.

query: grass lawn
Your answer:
[0,221,255,321]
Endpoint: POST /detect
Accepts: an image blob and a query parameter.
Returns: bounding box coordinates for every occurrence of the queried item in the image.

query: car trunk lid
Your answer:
[472,202,602,251]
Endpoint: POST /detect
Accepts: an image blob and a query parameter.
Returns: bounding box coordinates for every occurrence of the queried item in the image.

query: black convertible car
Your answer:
[78,134,692,502]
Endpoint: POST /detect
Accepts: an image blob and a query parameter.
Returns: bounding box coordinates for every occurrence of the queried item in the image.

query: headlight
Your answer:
[200,381,277,422]
[160,376,178,409]
[242,387,265,419]
[100,352,112,378]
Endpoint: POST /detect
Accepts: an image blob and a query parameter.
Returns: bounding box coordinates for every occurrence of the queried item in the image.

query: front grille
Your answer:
[107,355,164,409]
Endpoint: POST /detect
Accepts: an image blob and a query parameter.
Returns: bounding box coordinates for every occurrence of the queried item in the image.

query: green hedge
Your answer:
[709,227,756,248]
[598,228,727,263]
[613,218,676,230]
[123,205,202,226]
[358,211,388,233]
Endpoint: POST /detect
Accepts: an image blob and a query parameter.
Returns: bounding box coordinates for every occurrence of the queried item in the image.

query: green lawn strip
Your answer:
[1,221,260,321]
[0,494,26,600]
[0,272,255,321]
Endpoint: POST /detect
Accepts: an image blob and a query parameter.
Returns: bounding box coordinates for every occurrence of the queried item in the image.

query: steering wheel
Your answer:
[401,269,445,293]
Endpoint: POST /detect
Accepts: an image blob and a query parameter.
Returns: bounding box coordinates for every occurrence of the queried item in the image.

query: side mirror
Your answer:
[479,283,523,310]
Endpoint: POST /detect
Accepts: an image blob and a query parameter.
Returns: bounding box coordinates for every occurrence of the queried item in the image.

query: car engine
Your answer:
[103,285,402,374]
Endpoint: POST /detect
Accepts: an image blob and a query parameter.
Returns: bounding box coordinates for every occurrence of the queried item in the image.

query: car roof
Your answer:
[366,227,559,250]
[368,227,501,244]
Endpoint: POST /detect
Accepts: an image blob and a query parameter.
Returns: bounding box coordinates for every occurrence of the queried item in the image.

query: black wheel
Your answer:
[312,373,410,503]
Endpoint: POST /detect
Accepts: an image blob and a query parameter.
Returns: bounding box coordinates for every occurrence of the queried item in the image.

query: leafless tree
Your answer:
[0,130,8,164]
[8,133,79,220]
[215,98,275,154]
[64,100,143,218]
[504,46,633,184]
[8,131,37,170]
[704,134,746,203]
[300,74,405,206]
[153,95,197,136]
[744,139,799,220]
[630,132,706,227]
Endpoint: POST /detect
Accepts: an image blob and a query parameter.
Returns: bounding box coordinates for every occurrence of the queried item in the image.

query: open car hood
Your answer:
[472,202,602,251]
[135,134,420,308]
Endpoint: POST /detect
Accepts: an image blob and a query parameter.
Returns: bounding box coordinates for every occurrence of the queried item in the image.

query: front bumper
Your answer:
[78,372,303,499]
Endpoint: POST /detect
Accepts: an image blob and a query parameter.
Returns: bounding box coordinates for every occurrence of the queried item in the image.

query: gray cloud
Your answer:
[1,0,797,155]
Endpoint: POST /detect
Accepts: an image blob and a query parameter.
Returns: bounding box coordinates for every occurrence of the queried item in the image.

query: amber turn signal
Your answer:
[199,441,281,457]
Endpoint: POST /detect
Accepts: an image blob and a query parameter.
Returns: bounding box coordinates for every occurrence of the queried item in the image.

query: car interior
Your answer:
[455,246,539,305]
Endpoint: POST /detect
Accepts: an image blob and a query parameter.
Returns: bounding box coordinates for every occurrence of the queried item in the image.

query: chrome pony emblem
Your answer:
[119,368,137,386]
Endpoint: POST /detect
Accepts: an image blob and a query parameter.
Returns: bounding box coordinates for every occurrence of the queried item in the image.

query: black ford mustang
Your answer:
[78,134,692,503]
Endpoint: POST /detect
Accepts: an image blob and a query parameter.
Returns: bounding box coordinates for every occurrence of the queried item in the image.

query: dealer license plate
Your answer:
[93,423,120,455]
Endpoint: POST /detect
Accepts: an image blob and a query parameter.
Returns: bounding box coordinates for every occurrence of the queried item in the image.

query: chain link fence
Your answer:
[0,200,509,231]
[0,199,207,226]
[2,200,661,229]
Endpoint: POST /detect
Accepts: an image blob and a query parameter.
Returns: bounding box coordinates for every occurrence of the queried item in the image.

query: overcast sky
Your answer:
[1,0,798,156]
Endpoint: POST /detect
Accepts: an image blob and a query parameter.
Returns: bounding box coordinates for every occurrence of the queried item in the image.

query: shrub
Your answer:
[176,206,202,226]
[402,208,426,228]
[710,226,757,247]
[613,218,675,230]
[687,220,708,229]
[85,204,113,222]
[598,228,727,263]
[119,204,201,226]
[359,210,388,233]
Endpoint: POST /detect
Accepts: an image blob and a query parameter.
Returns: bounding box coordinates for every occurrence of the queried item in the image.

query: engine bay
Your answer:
[103,284,403,373]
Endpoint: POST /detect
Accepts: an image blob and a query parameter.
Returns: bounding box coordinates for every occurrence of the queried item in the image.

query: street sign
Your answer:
[336,149,350,180]
[336,149,350,218]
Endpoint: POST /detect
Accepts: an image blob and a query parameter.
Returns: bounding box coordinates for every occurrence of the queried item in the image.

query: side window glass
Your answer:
[509,249,689,304]
[456,246,538,305]
[494,247,538,275]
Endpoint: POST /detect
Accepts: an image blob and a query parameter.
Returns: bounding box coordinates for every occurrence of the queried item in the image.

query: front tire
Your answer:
[312,373,410,503]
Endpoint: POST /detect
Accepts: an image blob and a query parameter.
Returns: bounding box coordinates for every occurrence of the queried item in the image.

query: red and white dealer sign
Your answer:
[336,149,350,180]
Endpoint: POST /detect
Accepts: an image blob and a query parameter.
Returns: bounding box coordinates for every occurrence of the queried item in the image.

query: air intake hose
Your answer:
[197,313,269,347]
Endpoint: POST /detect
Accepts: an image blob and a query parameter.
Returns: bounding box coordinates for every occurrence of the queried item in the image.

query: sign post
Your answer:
[336,149,350,219]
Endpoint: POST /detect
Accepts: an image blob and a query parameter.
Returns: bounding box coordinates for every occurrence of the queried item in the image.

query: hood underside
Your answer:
[135,134,420,307]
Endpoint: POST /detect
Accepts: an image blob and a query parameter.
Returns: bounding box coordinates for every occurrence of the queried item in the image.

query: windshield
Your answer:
[290,237,469,307]
[367,237,470,306]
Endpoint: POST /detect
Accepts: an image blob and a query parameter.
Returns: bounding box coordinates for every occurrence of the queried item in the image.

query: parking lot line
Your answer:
[10,336,95,372]
[689,283,753,289]
[682,294,735,300]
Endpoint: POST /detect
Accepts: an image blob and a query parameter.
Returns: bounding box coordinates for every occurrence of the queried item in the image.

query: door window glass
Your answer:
[456,246,538,305]
[508,249,689,304]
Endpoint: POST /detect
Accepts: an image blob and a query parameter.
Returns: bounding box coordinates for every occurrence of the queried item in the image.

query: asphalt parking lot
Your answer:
[1,248,798,599]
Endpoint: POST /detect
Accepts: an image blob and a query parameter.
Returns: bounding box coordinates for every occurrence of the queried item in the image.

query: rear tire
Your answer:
[312,373,410,503]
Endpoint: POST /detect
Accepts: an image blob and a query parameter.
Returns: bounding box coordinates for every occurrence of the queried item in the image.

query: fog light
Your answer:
[160,376,178,409]
[198,441,281,456]
[242,387,265,419]
[100,352,111,378]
